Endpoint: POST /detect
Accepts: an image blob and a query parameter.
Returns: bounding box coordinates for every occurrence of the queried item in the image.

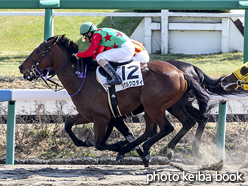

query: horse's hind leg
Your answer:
[64,113,94,147]
[185,105,208,157]
[142,111,174,162]
[166,103,196,160]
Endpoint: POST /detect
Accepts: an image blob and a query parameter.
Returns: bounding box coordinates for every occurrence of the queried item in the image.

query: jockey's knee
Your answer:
[97,59,108,67]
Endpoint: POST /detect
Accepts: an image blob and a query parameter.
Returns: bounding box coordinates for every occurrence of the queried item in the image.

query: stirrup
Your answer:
[104,76,122,86]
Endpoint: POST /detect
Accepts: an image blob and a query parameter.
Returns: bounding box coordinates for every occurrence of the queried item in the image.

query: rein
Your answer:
[70,64,87,97]
[26,39,88,96]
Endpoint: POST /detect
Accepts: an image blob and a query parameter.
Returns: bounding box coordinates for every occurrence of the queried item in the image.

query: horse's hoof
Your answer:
[75,140,85,147]
[85,140,94,147]
[116,154,125,162]
[142,153,151,167]
[167,148,174,161]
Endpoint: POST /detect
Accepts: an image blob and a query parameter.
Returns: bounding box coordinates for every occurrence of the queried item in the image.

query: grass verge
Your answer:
[0,51,244,79]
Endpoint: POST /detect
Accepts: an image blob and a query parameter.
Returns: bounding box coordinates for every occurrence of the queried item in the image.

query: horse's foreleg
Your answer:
[94,118,124,152]
[64,113,93,147]
[116,113,158,166]
[111,118,147,163]
[105,118,131,146]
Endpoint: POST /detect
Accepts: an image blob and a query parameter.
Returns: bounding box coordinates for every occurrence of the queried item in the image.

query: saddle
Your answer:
[98,60,133,78]
[76,57,144,118]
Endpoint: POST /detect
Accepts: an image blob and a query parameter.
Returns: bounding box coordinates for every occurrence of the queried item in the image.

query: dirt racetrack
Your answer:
[0,161,247,186]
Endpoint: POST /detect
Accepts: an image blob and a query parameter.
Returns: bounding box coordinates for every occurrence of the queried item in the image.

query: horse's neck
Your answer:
[55,61,97,96]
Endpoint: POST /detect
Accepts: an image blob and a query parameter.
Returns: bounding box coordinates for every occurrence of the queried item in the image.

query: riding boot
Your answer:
[102,63,122,86]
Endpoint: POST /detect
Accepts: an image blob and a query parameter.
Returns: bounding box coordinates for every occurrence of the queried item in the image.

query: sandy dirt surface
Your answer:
[0,161,247,186]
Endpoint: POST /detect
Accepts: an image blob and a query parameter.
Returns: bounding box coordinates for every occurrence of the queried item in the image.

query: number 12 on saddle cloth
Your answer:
[96,61,144,92]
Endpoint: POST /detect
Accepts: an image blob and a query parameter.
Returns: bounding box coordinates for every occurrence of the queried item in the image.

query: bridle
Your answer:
[236,79,248,89]
[232,65,248,89]
[24,39,87,96]
[224,73,248,90]
[24,40,68,91]
[24,40,53,79]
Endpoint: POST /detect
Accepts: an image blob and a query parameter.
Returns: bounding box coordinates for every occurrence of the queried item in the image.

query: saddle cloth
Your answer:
[96,61,144,92]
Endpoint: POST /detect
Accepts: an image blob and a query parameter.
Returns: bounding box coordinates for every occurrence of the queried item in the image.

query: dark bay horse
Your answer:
[221,61,248,90]
[19,35,210,166]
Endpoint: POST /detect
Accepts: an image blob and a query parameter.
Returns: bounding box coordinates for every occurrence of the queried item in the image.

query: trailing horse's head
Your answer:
[221,62,248,90]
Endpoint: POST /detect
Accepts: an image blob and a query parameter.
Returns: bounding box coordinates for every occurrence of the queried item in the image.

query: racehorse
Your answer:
[77,58,239,162]
[65,58,227,162]
[19,35,210,167]
[221,61,248,90]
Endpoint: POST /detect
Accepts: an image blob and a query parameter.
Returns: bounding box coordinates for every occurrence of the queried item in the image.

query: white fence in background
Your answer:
[0,89,248,116]
[0,10,244,54]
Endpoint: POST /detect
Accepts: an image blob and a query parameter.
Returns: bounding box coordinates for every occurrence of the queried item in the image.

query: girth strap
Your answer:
[108,86,122,118]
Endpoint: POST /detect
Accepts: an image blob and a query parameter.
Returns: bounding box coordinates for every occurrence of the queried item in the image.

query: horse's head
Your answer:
[19,37,57,81]
[221,62,248,91]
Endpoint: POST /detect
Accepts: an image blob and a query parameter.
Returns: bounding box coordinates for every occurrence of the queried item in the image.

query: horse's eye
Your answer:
[36,50,40,53]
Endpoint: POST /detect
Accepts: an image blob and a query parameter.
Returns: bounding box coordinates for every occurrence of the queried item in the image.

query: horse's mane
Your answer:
[47,35,98,68]
[47,35,79,55]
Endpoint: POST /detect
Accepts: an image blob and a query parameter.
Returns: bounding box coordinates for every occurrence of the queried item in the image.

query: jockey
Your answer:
[91,39,150,63]
[76,22,135,86]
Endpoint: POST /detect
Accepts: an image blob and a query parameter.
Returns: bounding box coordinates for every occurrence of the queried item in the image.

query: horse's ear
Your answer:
[47,35,56,42]
[46,35,59,45]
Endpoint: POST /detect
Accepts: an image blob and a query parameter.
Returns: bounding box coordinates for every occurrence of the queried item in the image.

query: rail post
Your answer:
[44,8,54,40]
[6,101,16,165]
[244,9,248,63]
[216,100,227,161]
[39,0,60,40]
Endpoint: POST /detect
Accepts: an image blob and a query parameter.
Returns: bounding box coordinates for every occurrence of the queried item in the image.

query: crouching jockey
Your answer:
[76,22,135,86]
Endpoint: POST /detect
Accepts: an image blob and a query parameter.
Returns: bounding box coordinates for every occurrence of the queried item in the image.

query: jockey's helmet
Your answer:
[80,22,97,35]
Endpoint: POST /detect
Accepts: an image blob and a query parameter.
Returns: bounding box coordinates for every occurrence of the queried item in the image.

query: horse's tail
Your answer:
[184,74,212,115]
[192,65,225,94]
